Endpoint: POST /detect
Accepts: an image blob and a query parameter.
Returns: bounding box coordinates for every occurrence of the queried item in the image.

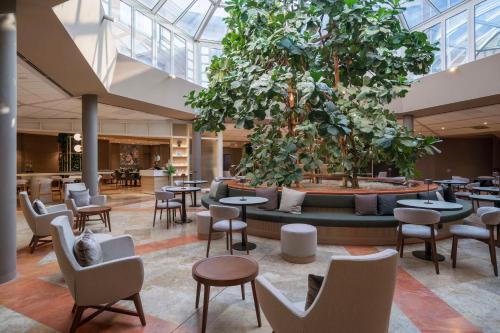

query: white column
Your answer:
[192,130,201,180]
[82,94,99,196]
[0,2,17,284]
[217,132,223,178]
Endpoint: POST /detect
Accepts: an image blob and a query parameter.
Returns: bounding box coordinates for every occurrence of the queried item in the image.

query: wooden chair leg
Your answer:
[196,282,201,308]
[488,230,498,276]
[153,208,157,227]
[226,232,229,250]
[159,209,163,220]
[451,235,458,268]
[229,230,233,255]
[30,236,38,254]
[132,293,146,326]
[241,284,245,300]
[430,233,439,275]
[244,230,249,255]
[206,227,212,258]
[70,306,84,333]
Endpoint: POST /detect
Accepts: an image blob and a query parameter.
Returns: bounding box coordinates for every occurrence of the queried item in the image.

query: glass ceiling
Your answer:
[134,0,226,41]
[401,0,466,29]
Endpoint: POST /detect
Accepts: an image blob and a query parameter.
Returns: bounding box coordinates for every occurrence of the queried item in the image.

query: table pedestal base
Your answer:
[175,218,193,224]
[412,250,445,262]
[232,242,257,251]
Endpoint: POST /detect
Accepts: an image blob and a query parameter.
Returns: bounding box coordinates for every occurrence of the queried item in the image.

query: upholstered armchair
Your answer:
[64,182,107,216]
[50,216,145,333]
[256,249,398,333]
[19,191,73,253]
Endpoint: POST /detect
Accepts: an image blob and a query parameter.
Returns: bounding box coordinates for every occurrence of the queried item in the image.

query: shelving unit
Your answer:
[170,136,190,180]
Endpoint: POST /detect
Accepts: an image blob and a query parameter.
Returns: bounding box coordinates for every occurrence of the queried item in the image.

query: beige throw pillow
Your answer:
[209,180,221,199]
[278,187,306,214]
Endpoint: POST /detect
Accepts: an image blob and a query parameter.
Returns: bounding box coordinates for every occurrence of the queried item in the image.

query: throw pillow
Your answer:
[209,180,221,199]
[278,187,306,214]
[355,194,378,215]
[305,274,324,310]
[256,187,278,210]
[443,185,457,203]
[377,195,397,216]
[32,199,48,215]
[215,183,228,201]
[70,189,90,207]
[73,229,103,267]
[436,191,445,201]
[417,191,438,201]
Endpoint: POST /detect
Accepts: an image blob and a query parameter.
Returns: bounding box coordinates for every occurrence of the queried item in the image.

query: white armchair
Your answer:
[256,249,398,333]
[64,182,107,216]
[19,191,73,253]
[50,216,145,333]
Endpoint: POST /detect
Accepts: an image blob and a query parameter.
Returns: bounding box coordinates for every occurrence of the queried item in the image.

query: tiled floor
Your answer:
[1,186,499,333]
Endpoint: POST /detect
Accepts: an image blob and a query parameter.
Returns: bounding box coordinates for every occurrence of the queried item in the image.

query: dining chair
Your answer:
[450,207,500,276]
[394,207,441,274]
[153,191,181,228]
[207,204,248,257]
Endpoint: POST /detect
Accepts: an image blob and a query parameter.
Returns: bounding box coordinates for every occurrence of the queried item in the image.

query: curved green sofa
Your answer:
[201,187,473,228]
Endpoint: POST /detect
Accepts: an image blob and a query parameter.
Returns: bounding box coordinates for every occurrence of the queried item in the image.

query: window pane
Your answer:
[429,0,464,12]
[134,11,153,65]
[402,0,439,28]
[102,0,110,15]
[475,0,500,60]
[177,0,212,36]
[424,24,442,73]
[187,41,194,81]
[158,0,195,23]
[112,0,132,56]
[446,11,468,68]
[200,47,222,87]
[174,34,187,78]
[201,7,228,41]
[157,25,172,72]
[135,0,159,9]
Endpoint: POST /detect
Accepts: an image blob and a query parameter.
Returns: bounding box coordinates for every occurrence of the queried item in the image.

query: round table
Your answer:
[192,255,261,333]
[397,199,462,262]
[218,196,268,251]
[472,186,499,194]
[77,206,112,232]
[433,179,469,192]
[182,180,208,207]
[166,187,201,224]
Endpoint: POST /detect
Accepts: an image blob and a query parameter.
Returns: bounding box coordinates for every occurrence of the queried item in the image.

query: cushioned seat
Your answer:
[157,201,181,209]
[213,220,247,232]
[398,224,437,238]
[281,223,317,263]
[196,211,224,240]
[449,224,489,239]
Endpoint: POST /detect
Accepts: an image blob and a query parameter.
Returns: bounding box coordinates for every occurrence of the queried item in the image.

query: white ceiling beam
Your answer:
[194,1,219,41]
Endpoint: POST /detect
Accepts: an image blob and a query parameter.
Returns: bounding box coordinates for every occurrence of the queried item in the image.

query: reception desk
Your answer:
[140,170,171,194]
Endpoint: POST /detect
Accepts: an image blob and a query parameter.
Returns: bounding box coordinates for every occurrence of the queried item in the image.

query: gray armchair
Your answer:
[64,182,107,216]
[19,191,73,253]
[256,249,398,333]
[50,216,145,333]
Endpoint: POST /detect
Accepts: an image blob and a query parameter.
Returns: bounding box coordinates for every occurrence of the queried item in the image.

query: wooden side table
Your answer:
[77,206,112,232]
[192,255,261,333]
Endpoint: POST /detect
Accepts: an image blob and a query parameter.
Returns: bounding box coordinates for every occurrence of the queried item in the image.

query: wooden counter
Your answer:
[139,170,171,194]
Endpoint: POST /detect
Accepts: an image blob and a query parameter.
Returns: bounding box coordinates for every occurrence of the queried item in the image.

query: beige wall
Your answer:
[416,137,498,180]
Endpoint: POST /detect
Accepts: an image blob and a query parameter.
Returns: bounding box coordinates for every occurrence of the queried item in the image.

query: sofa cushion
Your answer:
[32,199,48,215]
[209,181,221,199]
[355,194,378,215]
[256,187,278,210]
[305,274,324,310]
[73,229,103,267]
[378,195,397,216]
[70,189,90,207]
[215,182,228,201]
[279,187,306,214]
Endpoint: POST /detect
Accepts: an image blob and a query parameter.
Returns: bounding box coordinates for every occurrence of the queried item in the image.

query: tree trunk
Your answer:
[351,168,359,188]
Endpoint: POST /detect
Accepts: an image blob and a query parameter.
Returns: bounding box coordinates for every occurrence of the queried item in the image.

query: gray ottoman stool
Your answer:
[196,211,223,240]
[281,223,317,264]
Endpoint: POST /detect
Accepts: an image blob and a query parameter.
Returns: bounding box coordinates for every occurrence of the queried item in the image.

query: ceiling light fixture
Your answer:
[441,127,445,130]
[74,145,82,153]
[448,66,458,73]
[73,133,82,141]
[169,74,176,79]
[483,122,488,125]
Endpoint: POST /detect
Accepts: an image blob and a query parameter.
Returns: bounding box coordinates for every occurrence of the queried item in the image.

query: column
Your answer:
[217,132,223,178]
[0,1,17,284]
[403,115,414,133]
[192,129,201,180]
[82,94,99,196]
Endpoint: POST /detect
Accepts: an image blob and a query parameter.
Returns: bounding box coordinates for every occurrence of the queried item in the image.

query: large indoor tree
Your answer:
[186,0,441,188]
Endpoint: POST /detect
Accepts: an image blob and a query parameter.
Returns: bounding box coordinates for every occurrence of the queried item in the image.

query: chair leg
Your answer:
[451,235,458,268]
[229,230,233,255]
[430,234,440,275]
[241,283,245,300]
[243,229,249,255]
[70,306,84,333]
[206,227,212,258]
[153,208,157,227]
[160,209,163,220]
[30,236,38,254]
[488,233,498,277]
[226,232,229,250]
[132,293,146,326]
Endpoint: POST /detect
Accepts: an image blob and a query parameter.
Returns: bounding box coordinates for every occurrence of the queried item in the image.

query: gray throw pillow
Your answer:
[377,195,397,216]
[209,180,221,199]
[215,183,229,201]
[278,187,306,214]
[73,228,103,267]
[70,189,90,207]
[32,199,48,215]
[305,274,324,310]
[355,194,378,215]
[256,187,278,210]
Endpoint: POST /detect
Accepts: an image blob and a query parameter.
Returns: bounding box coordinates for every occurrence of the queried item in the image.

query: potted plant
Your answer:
[163,163,177,185]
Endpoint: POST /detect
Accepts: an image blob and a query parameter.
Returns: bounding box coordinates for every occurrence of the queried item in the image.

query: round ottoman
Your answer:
[281,223,317,264]
[196,211,224,240]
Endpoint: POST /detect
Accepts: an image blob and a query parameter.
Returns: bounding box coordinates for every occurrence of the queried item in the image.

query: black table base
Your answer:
[232,241,257,251]
[412,241,445,262]
[176,218,193,224]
